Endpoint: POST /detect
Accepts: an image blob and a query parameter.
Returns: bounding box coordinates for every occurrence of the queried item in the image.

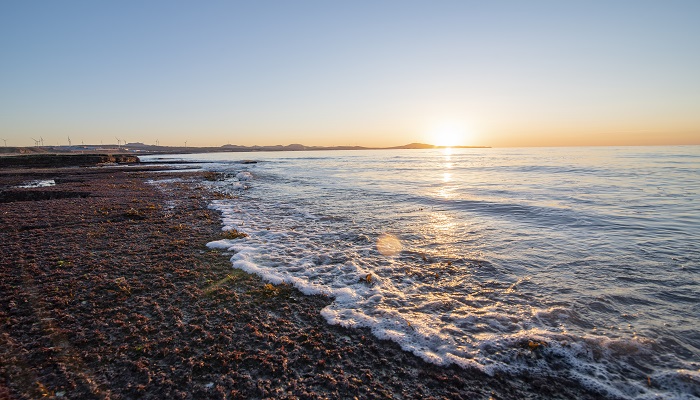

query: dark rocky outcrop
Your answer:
[0,190,91,203]
[0,154,139,168]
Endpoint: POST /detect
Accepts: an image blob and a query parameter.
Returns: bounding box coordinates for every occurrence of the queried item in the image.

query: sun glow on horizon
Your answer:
[426,122,475,147]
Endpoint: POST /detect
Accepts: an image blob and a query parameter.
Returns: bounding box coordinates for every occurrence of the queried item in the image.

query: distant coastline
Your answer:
[0,142,490,156]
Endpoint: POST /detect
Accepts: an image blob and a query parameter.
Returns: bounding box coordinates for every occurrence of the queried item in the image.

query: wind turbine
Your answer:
[40,137,44,146]
[68,136,72,146]
[115,137,121,149]
[184,140,188,148]
[31,137,40,146]
[1,138,6,147]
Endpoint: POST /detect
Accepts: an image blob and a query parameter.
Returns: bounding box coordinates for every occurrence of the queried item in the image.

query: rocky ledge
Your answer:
[0,154,139,168]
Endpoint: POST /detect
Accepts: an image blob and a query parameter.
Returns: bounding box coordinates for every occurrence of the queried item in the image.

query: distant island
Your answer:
[0,142,490,156]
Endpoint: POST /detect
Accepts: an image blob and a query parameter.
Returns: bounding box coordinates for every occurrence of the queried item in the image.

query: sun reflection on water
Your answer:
[437,187,455,199]
[430,212,457,235]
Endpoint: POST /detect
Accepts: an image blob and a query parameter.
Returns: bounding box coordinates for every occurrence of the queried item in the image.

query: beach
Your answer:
[4,1,698,397]
[0,160,607,399]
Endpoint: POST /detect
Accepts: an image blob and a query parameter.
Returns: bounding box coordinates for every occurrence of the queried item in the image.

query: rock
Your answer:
[0,154,139,168]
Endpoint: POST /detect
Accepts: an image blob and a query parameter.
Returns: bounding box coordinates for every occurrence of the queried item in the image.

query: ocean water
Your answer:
[143,146,700,399]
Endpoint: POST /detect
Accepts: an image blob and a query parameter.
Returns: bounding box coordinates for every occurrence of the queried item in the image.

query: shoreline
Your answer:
[0,165,608,399]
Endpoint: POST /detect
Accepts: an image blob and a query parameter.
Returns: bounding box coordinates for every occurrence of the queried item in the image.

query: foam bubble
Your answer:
[236,171,253,181]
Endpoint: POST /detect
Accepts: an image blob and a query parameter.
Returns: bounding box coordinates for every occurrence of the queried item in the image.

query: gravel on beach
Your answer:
[0,165,609,399]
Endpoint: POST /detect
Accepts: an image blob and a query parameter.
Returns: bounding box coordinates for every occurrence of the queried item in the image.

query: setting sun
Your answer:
[426,122,473,147]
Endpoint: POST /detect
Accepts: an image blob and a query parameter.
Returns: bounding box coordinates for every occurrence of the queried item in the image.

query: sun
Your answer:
[434,130,462,147]
[427,122,470,147]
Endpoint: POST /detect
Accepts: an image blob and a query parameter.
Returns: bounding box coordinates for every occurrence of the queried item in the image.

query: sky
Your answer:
[1,1,699,148]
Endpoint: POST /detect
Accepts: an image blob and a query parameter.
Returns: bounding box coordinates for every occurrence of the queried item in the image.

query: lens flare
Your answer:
[376,233,402,257]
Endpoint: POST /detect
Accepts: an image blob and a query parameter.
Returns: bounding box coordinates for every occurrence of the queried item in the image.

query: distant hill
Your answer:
[389,143,436,149]
[0,146,52,155]
[219,142,489,152]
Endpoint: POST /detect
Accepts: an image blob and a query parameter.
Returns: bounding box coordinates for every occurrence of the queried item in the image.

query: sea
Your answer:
[142,146,700,399]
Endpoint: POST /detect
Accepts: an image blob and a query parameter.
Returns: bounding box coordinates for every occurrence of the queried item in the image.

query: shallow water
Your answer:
[144,146,700,399]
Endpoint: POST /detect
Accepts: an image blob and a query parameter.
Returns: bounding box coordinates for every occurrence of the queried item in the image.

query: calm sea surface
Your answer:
[144,146,700,399]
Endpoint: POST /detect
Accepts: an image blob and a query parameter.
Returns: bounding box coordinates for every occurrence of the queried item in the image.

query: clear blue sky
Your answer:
[1,1,699,147]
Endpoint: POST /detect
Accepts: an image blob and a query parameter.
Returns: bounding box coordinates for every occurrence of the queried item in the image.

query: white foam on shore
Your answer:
[236,171,253,181]
[146,178,183,185]
[17,179,55,188]
[199,155,700,400]
[205,197,700,399]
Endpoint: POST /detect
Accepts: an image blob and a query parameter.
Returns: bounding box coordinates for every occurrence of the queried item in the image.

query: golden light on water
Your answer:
[377,233,403,257]
[437,187,455,198]
[439,149,454,193]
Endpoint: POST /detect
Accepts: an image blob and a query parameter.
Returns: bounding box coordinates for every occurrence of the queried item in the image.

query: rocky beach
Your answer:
[0,156,608,399]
